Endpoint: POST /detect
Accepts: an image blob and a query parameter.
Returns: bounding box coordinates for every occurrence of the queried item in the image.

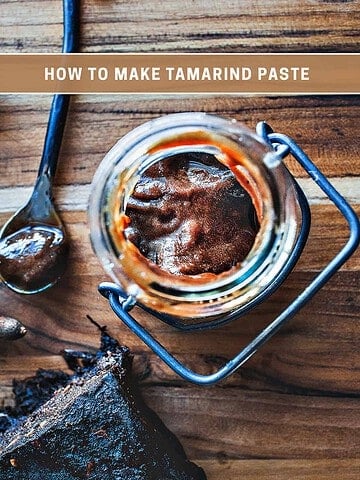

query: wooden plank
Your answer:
[0,95,359,189]
[0,268,358,395]
[197,459,360,480]
[0,1,358,52]
[141,387,360,459]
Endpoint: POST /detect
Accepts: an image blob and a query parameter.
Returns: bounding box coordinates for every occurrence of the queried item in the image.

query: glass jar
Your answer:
[89,113,302,323]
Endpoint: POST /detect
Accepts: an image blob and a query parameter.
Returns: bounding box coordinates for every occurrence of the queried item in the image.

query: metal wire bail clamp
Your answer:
[98,122,360,386]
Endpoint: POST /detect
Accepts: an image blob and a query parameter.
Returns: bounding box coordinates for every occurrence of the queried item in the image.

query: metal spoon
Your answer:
[0,0,80,294]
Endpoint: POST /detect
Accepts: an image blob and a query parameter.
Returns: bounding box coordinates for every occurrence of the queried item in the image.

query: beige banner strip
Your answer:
[0,54,358,94]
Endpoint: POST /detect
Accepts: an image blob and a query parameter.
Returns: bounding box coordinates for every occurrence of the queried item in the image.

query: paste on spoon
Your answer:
[0,225,68,292]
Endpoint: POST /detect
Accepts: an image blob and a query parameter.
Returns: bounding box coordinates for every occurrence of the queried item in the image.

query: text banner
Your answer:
[0,54,358,94]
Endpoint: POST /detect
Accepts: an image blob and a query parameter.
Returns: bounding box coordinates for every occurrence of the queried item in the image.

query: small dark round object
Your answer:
[0,316,27,341]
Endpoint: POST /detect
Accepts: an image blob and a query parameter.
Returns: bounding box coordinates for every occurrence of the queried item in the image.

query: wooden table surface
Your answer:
[0,1,359,478]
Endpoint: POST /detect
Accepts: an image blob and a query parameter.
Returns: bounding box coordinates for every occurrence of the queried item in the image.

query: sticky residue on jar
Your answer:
[123,152,260,276]
[0,225,68,292]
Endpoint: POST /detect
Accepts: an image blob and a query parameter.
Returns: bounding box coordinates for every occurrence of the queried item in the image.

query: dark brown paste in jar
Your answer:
[0,225,68,292]
[124,152,259,276]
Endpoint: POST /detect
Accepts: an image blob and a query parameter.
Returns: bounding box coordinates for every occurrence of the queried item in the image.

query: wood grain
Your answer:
[1,1,359,478]
[0,1,359,53]
[0,94,359,474]
[141,387,360,459]
[197,459,360,480]
[0,95,359,190]
[0,269,358,393]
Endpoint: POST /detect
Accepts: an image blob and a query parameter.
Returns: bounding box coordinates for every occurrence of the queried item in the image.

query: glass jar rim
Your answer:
[89,113,295,317]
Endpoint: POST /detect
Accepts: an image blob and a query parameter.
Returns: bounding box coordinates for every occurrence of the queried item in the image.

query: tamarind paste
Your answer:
[124,152,259,276]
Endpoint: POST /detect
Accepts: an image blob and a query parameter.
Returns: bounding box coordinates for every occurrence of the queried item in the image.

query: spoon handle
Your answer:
[38,95,70,180]
[37,0,80,180]
[62,0,80,55]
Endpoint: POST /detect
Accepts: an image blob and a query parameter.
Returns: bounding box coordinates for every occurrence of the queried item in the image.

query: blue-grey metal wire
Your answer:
[99,124,360,385]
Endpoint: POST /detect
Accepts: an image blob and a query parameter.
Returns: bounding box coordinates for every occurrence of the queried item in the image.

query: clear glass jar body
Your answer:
[89,113,301,320]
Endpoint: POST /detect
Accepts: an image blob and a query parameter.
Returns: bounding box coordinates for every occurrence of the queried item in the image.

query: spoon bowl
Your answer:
[0,175,69,294]
[0,0,79,294]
